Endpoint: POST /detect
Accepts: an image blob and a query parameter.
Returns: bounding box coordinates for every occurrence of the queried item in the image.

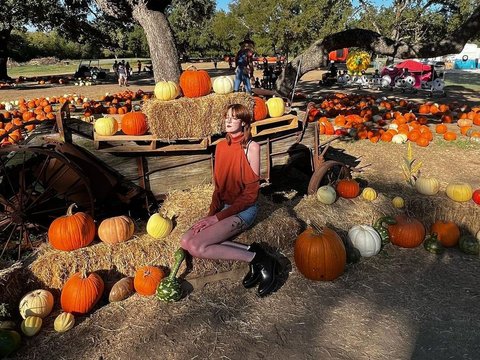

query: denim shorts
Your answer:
[223,203,258,228]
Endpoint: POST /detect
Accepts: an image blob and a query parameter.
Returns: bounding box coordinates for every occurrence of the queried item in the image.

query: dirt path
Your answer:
[3,63,480,360]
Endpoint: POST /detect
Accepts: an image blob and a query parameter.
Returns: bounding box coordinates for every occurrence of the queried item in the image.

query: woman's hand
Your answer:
[191,215,218,235]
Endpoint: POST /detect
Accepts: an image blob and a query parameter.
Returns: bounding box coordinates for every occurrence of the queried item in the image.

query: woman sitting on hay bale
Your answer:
[181,104,281,297]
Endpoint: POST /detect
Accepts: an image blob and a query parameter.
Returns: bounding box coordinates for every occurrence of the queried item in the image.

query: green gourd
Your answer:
[373,216,397,246]
[156,248,185,302]
[423,233,445,254]
[458,234,480,255]
[0,329,21,358]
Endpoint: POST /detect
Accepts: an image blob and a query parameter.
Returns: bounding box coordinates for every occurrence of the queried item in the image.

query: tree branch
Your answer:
[276,4,480,96]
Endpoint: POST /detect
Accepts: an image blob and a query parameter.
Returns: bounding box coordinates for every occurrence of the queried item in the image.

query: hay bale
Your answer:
[294,192,480,238]
[142,93,254,140]
[26,184,302,290]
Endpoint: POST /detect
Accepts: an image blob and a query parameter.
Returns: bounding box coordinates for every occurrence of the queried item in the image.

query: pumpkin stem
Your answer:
[66,203,77,216]
[169,248,186,280]
[310,221,324,235]
[185,65,197,71]
[79,269,87,279]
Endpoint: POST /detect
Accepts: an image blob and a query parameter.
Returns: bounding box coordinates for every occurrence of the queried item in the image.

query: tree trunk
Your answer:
[132,3,181,83]
[276,5,480,96]
[0,29,12,81]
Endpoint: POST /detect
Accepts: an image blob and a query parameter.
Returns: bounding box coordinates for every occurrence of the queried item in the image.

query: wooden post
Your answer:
[56,101,72,143]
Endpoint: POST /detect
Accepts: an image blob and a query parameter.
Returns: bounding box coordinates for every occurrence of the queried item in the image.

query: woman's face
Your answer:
[225,108,243,134]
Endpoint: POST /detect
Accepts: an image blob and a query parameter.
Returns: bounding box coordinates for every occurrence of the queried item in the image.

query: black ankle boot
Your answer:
[256,253,279,297]
[242,243,263,289]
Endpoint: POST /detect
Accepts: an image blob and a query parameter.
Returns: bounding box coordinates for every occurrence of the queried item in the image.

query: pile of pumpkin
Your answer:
[0,206,188,357]
[308,93,480,145]
[295,178,480,282]
[0,97,61,146]
[93,67,287,138]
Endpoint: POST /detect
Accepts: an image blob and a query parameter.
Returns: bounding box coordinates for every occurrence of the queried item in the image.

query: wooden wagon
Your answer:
[0,100,361,259]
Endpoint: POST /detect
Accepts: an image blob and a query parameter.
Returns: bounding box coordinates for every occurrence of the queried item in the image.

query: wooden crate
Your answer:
[93,117,211,152]
[251,114,299,137]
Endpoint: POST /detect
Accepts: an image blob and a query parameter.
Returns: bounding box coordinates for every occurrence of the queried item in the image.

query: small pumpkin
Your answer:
[253,97,268,121]
[458,234,479,255]
[472,189,480,205]
[154,80,180,101]
[60,271,104,315]
[179,65,212,98]
[294,223,346,281]
[109,277,135,302]
[388,214,425,248]
[0,329,21,357]
[373,216,397,246]
[391,133,407,144]
[316,185,336,205]
[134,266,165,296]
[431,220,460,247]
[392,196,405,208]
[445,182,472,202]
[98,216,135,245]
[21,316,42,337]
[212,76,234,95]
[265,97,285,118]
[94,116,118,136]
[156,248,186,302]
[54,312,75,333]
[347,225,381,257]
[423,233,445,254]
[146,212,173,239]
[415,177,440,196]
[48,203,95,251]
[19,289,54,319]
[121,112,148,135]
[361,187,377,201]
[443,131,457,141]
[336,179,360,199]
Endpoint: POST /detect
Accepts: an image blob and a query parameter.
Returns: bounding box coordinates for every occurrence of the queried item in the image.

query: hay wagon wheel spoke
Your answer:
[0,145,95,260]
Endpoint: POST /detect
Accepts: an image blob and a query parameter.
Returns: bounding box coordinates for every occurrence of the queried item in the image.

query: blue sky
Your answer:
[216,0,392,12]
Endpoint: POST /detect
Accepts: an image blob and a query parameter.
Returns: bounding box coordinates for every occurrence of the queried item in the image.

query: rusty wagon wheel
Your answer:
[307,160,352,195]
[0,144,95,260]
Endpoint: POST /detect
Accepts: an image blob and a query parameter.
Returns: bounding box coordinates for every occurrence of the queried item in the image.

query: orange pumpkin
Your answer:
[336,179,360,198]
[416,137,430,147]
[179,65,212,98]
[388,214,425,248]
[431,221,460,247]
[435,124,447,134]
[134,266,165,296]
[121,112,148,135]
[294,224,346,281]
[98,216,135,245]
[60,272,104,314]
[48,204,95,251]
[253,97,268,121]
[443,132,457,141]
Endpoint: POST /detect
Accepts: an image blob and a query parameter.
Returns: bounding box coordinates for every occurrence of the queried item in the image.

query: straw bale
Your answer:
[0,262,26,308]
[142,93,254,140]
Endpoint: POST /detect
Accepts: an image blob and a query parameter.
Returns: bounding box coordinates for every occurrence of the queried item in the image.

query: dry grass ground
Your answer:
[1,62,480,360]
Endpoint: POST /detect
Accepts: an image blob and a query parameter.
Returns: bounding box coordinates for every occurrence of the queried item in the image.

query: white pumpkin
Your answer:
[212,76,234,95]
[316,185,337,205]
[388,123,398,130]
[54,312,75,333]
[19,289,54,319]
[154,80,180,101]
[391,133,407,144]
[348,225,381,257]
[415,177,440,195]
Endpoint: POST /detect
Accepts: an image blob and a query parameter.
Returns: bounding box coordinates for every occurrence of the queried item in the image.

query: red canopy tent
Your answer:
[395,60,431,72]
